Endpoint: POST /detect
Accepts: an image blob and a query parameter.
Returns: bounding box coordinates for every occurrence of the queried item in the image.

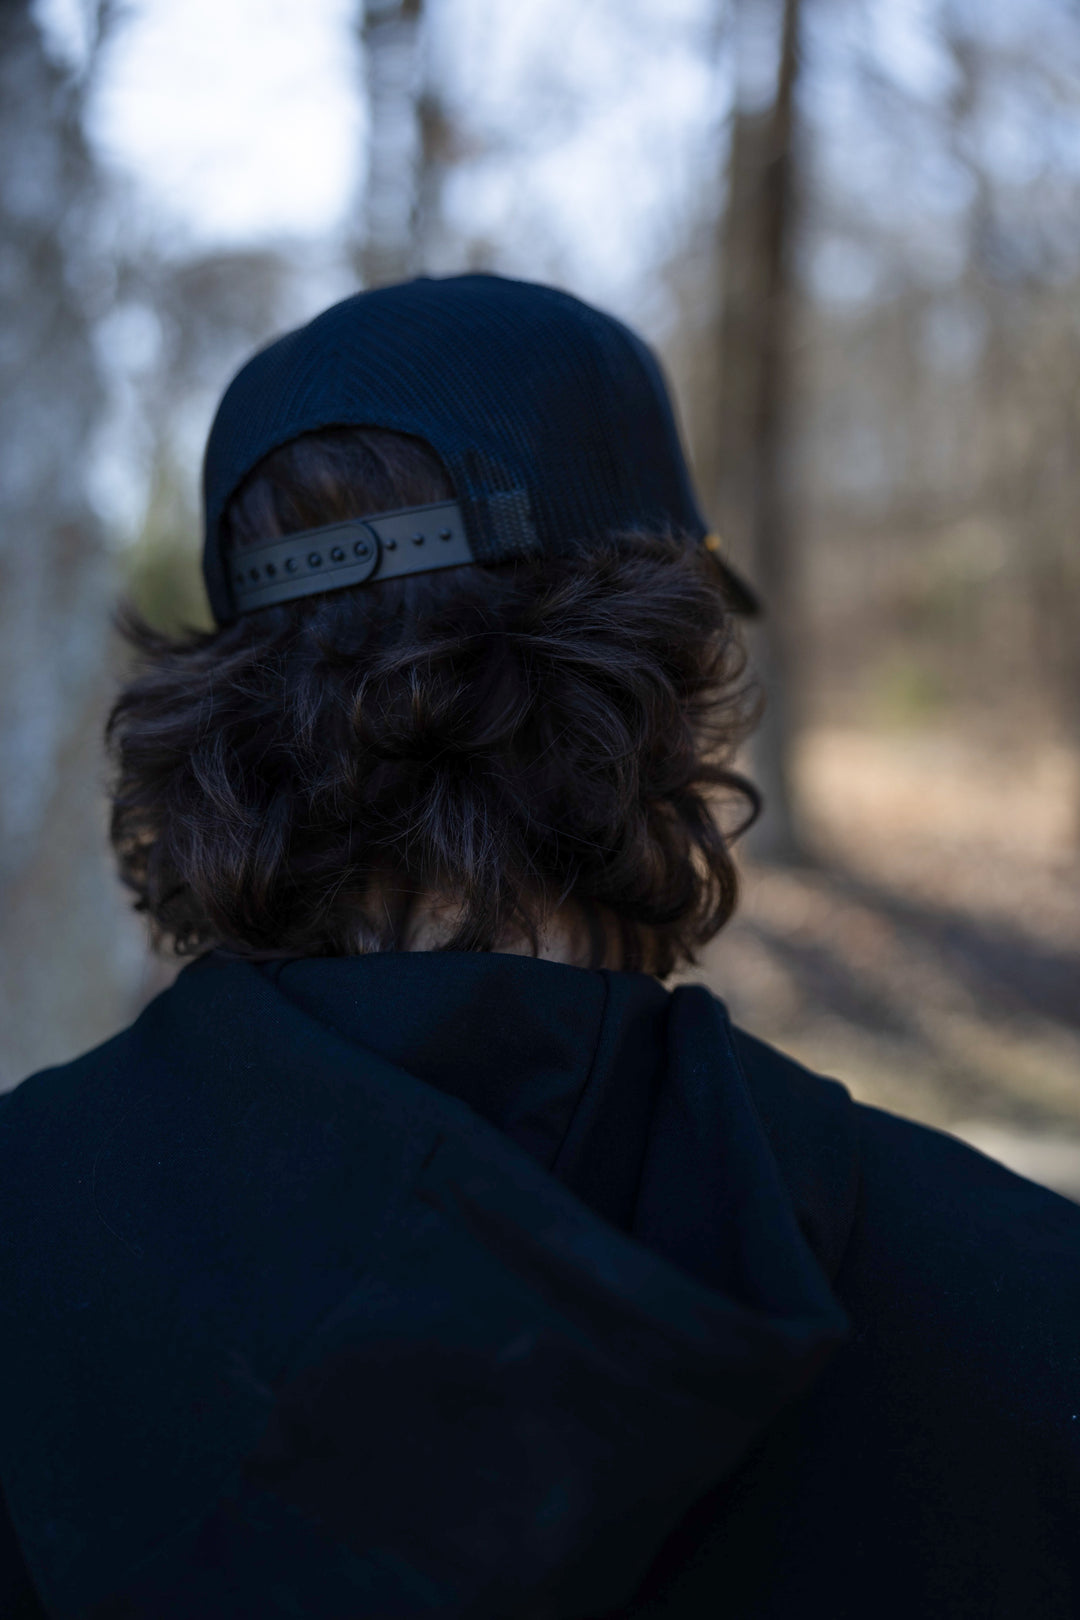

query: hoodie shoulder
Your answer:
[730,1017,1080,1253]
[842,1093,1080,1350]
[729,1019,1080,1407]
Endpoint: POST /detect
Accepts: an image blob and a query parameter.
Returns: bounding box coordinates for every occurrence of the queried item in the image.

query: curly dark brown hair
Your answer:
[107,427,760,977]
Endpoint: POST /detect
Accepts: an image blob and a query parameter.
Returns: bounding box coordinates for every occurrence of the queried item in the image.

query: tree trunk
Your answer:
[0,3,146,1088]
[714,0,805,862]
[355,0,428,287]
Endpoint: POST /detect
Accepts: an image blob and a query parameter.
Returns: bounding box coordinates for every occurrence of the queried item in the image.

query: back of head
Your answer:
[107,276,761,975]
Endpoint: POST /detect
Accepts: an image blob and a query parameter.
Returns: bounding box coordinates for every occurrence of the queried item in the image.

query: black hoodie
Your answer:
[0,950,1077,1618]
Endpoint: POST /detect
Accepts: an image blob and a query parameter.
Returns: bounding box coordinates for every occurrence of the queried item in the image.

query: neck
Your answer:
[396,893,628,971]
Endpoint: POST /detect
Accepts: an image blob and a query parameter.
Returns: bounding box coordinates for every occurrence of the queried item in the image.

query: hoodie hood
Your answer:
[0,950,855,1619]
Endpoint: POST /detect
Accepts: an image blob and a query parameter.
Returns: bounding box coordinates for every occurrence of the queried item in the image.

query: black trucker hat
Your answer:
[201,273,758,624]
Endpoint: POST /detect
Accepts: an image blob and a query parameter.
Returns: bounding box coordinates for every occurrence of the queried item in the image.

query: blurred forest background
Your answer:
[2,0,1078,1195]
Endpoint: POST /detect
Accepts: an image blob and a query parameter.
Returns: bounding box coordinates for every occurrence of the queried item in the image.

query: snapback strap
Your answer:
[228,500,473,615]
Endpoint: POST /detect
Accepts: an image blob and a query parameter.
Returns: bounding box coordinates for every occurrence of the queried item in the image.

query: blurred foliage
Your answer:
[867,656,950,729]
[118,458,212,635]
[121,532,213,637]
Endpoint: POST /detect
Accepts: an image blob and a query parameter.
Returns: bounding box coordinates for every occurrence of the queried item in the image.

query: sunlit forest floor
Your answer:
[692,727,1080,1201]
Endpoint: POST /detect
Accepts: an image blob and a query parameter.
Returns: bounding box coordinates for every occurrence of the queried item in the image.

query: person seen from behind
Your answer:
[1,274,1078,1619]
